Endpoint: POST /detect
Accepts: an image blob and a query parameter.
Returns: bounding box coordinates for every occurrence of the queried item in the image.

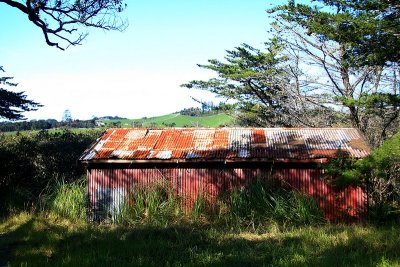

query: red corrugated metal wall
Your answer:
[87,166,366,221]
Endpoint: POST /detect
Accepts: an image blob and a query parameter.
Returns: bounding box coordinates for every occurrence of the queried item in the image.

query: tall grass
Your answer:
[117,180,183,226]
[115,178,325,230]
[218,179,325,231]
[190,191,210,220]
[45,177,86,221]
[40,177,324,229]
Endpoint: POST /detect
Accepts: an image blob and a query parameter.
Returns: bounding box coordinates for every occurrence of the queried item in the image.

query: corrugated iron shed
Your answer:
[82,127,370,222]
[80,127,370,163]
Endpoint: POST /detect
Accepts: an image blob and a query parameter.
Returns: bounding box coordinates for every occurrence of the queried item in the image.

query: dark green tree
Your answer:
[183,1,399,145]
[0,0,127,50]
[182,40,335,127]
[0,67,41,120]
[270,0,400,146]
[270,0,399,66]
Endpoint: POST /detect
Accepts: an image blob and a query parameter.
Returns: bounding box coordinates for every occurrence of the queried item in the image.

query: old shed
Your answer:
[80,127,370,221]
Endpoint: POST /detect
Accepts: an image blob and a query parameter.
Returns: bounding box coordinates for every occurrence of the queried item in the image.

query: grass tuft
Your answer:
[117,180,183,226]
[42,178,87,222]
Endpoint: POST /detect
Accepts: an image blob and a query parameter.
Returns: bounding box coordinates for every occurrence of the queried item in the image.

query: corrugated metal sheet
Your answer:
[82,127,369,222]
[80,128,370,162]
[87,167,367,222]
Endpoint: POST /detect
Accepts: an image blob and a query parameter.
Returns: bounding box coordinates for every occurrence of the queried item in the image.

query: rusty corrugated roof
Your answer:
[80,128,370,162]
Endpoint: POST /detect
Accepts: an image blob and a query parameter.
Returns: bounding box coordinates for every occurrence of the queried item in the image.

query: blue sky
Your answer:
[1,0,281,120]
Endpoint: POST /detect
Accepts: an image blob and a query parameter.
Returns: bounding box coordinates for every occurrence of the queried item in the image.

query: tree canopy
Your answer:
[182,40,339,128]
[271,0,400,145]
[0,0,127,50]
[270,0,400,66]
[183,0,400,147]
[0,67,41,120]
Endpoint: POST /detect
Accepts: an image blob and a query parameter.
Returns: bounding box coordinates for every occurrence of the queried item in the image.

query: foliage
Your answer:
[0,118,98,132]
[321,151,361,188]
[179,107,205,117]
[96,115,127,120]
[182,40,336,127]
[0,67,41,120]
[359,132,400,223]
[0,130,100,216]
[278,4,399,144]
[182,0,399,145]
[322,132,400,223]
[1,213,400,266]
[179,102,236,117]
[269,0,400,66]
[190,191,209,220]
[337,93,400,143]
[1,0,128,50]
[270,1,400,147]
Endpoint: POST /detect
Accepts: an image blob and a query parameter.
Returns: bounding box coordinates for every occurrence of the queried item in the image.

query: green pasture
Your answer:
[99,112,234,128]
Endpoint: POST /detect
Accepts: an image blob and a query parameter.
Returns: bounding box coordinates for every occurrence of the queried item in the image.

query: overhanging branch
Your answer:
[0,0,127,50]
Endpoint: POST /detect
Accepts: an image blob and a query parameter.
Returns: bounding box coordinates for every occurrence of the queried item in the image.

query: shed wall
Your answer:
[87,165,366,221]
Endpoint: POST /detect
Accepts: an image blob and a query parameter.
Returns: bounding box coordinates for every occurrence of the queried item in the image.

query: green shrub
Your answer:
[321,150,361,188]
[0,130,100,216]
[360,132,400,223]
[322,132,400,224]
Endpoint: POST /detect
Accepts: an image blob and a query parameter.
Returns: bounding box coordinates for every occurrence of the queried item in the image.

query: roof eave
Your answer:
[80,157,332,165]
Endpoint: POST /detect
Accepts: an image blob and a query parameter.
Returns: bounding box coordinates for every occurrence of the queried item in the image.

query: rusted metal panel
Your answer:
[83,127,369,222]
[87,166,367,222]
[80,128,370,162]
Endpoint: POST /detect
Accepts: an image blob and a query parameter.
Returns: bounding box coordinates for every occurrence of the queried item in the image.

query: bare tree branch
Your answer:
[0,0,127,50]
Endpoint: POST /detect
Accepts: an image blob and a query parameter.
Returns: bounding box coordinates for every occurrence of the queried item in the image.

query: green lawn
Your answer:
[100,112,234,128]
[1,213,399,267]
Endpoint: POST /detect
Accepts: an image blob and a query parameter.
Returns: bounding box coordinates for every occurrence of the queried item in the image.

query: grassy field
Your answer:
[1,213,399,267]
[99,112,235,128]
[1,112,235,136]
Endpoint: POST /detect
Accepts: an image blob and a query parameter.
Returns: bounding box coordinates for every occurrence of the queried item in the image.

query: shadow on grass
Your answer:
[3,216,400,267]
[0,218,35,267]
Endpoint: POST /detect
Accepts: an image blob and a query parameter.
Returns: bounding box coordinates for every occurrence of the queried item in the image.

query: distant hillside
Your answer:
[98,112,235,128]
